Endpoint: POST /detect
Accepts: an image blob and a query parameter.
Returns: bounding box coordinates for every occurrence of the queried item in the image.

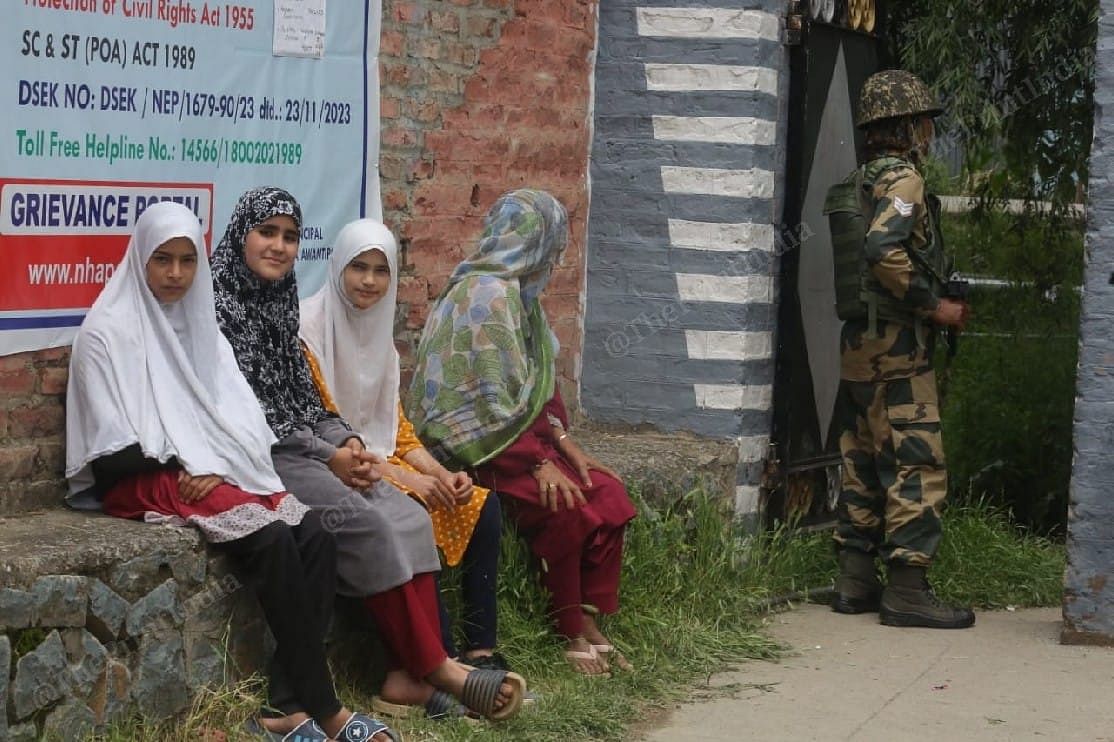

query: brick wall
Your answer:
[379,0,597,405]
[0,1,597,513]
[0,348,69,515]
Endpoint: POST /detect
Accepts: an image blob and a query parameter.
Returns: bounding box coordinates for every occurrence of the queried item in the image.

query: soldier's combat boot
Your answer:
[879,564,975,629]
[831,549,882,614]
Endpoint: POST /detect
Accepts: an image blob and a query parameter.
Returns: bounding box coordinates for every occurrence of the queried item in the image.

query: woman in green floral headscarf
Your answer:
[408,189,637,677]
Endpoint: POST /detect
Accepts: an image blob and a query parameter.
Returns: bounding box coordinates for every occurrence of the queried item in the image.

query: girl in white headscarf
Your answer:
[65,202,396,742]
[300,219,511,675]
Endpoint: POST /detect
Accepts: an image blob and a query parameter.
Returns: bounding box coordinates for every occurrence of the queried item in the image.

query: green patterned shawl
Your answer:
[406,189,568,467]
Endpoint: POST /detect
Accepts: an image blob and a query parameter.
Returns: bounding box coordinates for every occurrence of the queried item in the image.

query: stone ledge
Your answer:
[0,510,201,590]
[0,509,266,738]
[571,417,740,504]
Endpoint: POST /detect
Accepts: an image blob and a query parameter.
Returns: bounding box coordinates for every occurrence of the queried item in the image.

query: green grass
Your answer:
[88,489,1065,741]
[930,500,1066,609]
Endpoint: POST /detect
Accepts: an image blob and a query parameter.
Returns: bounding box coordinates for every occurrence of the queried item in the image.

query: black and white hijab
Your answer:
[211,186,332,440]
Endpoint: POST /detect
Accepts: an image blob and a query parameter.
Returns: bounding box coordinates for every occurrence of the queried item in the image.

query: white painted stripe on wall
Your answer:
[637,8,780,41]
[685,330,773,361]
[676,273,774,304]
[694,384,773,410]
[644,64,778,95]
[661,166,775,199]
[652,116,777,145]
[735,485,762,514]
[667,219,775,252]
[737,435,769,462]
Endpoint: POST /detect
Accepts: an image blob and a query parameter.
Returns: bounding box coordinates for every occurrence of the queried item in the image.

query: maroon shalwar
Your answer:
[474,390,636,638]
[364,572,447,678]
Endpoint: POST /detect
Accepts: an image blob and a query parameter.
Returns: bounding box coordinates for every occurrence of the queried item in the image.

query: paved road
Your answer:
[641,604,1114,742]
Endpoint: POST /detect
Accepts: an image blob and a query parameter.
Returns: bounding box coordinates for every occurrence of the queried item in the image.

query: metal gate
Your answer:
[768,6,892,525]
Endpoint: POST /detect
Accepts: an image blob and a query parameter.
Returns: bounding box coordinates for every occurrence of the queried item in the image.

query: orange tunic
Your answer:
[303,344,488,566]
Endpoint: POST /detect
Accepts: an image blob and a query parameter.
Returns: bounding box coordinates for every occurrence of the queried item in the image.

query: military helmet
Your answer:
[856,69,943,128]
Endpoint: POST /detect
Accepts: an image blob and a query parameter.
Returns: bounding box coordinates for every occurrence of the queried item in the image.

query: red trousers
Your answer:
[474,391,636,638]
[364,572,447,679]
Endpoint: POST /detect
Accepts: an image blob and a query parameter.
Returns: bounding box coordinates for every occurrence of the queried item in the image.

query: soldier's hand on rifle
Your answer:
[931,298,968,328]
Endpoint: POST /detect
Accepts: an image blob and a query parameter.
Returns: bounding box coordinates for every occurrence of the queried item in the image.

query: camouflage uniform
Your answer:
[830,70,973,629]
[834,157,949,566]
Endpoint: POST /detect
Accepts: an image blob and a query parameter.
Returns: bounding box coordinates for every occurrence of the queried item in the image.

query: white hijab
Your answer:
[299,219,400,459]
[65,202,285,504]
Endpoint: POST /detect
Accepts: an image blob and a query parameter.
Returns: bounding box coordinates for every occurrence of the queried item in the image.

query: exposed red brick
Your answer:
[379,0,595,405]
[409,159,436,181]
[561,0,593,30]
[38,367,69,395]
[36,440,66,478]
[397,276,431,304]
[393,1,424,24]
[0,368,36,395]
[415,38,443,61]
[380,154,408,181]
[0,446,37,481]
[430,10,461,34]
[382,189,409,212]
[382,125,421,149]
[381,96,401,119]
[0,355,30,372]
[9,403,65,439]
[465,16,498,38]
[381,30,406,56]
[382,61,424,88]
[426,68,463,94]
[403,98,441,124]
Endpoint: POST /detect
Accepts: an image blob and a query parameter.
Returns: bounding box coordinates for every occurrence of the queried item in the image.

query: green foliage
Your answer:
[890,0,1097,210]
[938,210,1082,533]
[931,500,1066,609]
[11,627,47,661]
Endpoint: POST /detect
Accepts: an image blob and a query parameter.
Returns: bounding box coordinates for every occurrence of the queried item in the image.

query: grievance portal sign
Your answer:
[2,0,381,355]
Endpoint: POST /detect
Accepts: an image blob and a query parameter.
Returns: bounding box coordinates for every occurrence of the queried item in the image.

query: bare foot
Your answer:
[428,658,517,713]
[564,635,610,676]
[377,668,436,707]
[260,712,311,736]
[460,648,494,661]
[581,614,634,671]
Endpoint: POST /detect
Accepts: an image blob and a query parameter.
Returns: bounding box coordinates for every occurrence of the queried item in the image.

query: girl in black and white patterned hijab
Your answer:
[211,186,333,440]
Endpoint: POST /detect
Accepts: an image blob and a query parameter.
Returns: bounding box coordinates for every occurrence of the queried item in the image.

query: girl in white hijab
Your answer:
[299,218,518,695]
[65,202,396,742]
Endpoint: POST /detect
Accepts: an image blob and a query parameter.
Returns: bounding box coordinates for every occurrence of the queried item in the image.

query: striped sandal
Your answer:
[372,690,477,723]
[458,667,527,721]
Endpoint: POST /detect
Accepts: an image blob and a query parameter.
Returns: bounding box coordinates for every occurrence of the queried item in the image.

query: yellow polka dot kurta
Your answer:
[304,345,488,566]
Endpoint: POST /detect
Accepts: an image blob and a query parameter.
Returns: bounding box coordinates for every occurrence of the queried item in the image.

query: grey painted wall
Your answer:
[1064,1,1114,645]
[582,0,789,515]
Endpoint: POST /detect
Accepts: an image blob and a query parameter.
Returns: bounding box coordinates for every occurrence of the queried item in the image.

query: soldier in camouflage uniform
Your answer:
[830,70,975,629]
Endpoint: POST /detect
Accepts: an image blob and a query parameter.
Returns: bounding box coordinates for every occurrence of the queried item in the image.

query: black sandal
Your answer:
[371,691,477,723]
